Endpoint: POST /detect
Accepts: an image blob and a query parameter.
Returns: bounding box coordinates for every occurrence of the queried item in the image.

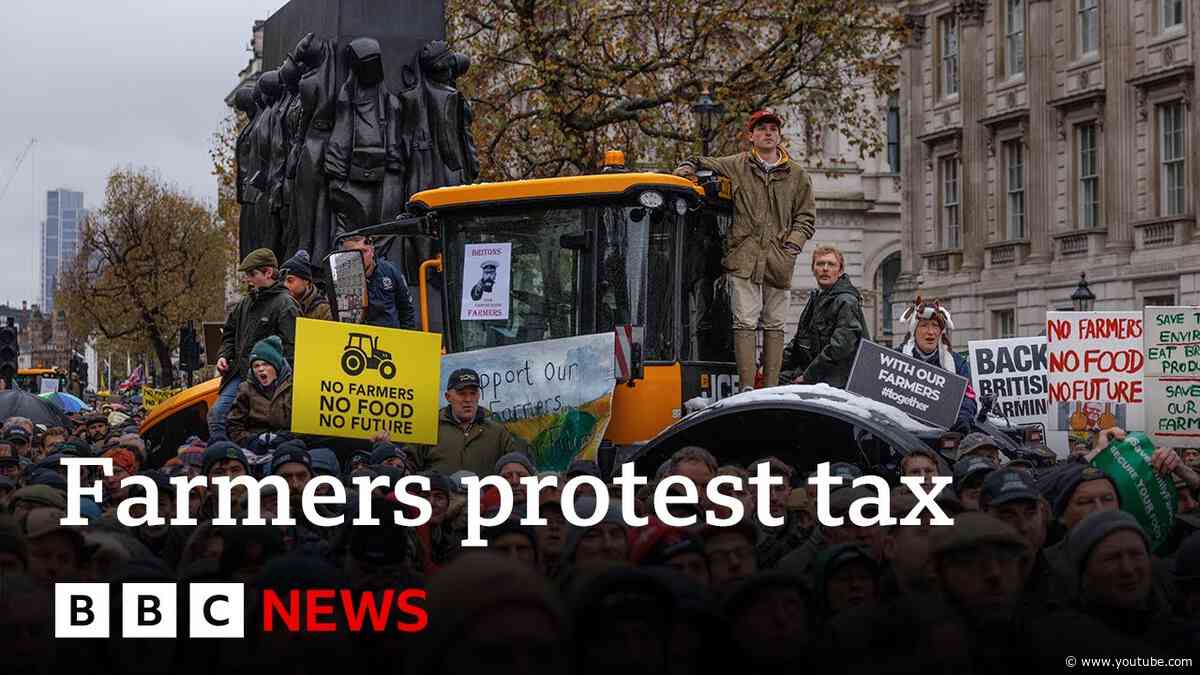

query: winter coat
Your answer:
[226,370,293,446]
[296,284,332,321]
[364,259,416,329]
[414,406,528,476]
[684,150,816,288]
[898,338,978,431]
[784,274,870,387]
[219,281,299,387]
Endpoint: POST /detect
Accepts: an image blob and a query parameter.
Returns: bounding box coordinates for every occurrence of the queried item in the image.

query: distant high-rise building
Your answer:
[41,188,85,313]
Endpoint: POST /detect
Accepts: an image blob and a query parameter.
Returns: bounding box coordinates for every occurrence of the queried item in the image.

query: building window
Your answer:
[940,14,959,97]
[1005,140,1025,239]
[886,95,901,172]
[875,252,902,341]
[1160,101,1187,216]
[1162,0,1184,30]
[1077,0,1099,55]
[1078,123,1099,228]
[1145,294,1176,307]
[1005,0,1025,77]
[993,309,1016,338]
[940,156,961,249]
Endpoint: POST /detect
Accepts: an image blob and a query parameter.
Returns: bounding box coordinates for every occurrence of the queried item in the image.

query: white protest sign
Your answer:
[40,378,60,394]
[1046,311,1145,456]
[461,243,512,321]
[441,333,616,469]
[968,336,1049,426]
[1143,306,1200,448]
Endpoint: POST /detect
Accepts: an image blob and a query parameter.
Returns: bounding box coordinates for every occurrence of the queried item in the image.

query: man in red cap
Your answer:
[675,110,816,392]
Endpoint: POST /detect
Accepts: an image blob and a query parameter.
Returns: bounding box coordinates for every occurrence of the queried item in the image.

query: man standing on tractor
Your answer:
[675,110,817,392]
[210,249,299,442]
[338,234,417,330]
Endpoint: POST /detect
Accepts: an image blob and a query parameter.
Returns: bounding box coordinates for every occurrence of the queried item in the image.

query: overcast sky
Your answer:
[0,0,283,307]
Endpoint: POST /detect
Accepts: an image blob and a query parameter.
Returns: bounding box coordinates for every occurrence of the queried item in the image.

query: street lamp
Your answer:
[1071,272,1096,311]
[690,88,725,156]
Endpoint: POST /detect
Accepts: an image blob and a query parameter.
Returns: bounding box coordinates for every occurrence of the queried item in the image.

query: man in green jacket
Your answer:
[416,368,528,476]
[676,110,817,391]
[783,245,870,388]
[209,248,299,441]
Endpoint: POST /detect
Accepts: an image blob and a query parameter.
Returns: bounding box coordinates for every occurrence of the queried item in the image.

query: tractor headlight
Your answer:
[638,190,665,209]
[674,197,689,216]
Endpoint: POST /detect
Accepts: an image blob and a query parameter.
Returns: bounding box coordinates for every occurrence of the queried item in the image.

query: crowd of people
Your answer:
[2,386,1200,672]
[2,109,1196,670]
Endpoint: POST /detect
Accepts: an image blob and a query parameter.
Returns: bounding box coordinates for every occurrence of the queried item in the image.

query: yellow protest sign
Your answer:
[291,318,443,443]
[142,387,183,412]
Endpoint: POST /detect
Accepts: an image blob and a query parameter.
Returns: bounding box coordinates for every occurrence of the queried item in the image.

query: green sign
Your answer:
[1090,432,1178,552]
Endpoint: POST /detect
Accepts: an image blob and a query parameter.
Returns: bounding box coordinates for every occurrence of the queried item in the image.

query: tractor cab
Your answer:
[378,168,740,446]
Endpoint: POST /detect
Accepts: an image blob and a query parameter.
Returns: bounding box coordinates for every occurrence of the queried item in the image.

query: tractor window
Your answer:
[596,206,676,361]
[680,207,734,362]
[444,208,583,352]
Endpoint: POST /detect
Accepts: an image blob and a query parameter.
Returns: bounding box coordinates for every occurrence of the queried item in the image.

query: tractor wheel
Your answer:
[341,349,366,376]
[378,360,397,380]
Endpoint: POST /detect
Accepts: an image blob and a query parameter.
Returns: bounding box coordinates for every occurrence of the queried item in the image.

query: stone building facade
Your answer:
[782,94,905,346]
[895,0,1200,348]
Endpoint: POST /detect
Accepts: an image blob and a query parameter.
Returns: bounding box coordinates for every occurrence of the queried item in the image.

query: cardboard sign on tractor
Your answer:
[291,318,442,443]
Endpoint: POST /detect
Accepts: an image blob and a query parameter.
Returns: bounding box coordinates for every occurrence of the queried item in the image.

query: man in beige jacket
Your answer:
[676,110,817,391]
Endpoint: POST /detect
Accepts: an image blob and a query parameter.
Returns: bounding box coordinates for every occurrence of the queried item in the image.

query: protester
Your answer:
[675,109,817,392]
[226,336,294,447]
[955,431,1003,464]
[783,245,869,387]
[414,368,527,475]
[702,517,758,590]
[210,248,299,442]
[280,249,333,321]
[338,234,416,329]
[897,297,978,430]
[952,455,996,511]
[898,447,944,485]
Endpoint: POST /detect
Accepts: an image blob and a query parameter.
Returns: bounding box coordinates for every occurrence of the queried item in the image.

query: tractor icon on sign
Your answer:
[341,333,397,380]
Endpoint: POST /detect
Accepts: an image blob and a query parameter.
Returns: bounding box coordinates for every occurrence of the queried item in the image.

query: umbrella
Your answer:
[0,390,75,428]
[39,391,90,414]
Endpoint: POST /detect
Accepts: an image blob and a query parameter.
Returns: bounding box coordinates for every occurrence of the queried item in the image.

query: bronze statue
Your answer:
[249,72,282,254]
[291,33,339,264]
[234,36,481,267]
[233,87,259,258]
[277,56,305,257]
[325,38,402,238]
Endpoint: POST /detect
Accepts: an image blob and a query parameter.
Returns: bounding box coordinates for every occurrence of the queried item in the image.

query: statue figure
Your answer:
[233,87,259,259]
[398,41,479,199]
[325,38,403,238]
[419,41,480,188]
[291,33,338,263]
[260,70,290,256]
[276,56,306,258]
[249,72,283,254]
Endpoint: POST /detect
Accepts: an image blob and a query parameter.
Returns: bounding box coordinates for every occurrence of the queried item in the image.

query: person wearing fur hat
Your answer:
[280,249,332,321]
[898,297,978,430]
[226,336,293,447]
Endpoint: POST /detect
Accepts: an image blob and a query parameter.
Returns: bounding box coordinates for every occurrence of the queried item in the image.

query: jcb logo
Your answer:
[701,372,741,401]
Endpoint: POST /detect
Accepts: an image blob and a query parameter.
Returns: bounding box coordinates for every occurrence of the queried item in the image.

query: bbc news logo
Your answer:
[55,583,428,638]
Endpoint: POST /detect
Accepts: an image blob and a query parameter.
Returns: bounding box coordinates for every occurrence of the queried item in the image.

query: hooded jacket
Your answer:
[295,283,332,321]
[219,280,299,387]
[784,273,870,387]
[682,149,816,289]
[414,406,528,476]
[226,365,293,446]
